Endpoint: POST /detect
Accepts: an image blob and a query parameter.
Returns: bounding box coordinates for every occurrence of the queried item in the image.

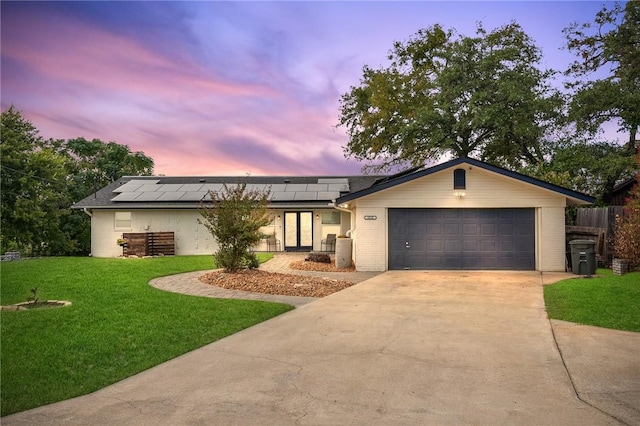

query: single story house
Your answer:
[73,157,594,272]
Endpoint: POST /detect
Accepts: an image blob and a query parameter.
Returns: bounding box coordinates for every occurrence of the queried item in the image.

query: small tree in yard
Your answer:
[199,182,271,272]
[613,153,640,269]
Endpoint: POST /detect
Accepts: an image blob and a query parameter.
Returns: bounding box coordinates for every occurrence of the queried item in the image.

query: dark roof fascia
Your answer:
[73,201,336,210]
[336,157,595,204]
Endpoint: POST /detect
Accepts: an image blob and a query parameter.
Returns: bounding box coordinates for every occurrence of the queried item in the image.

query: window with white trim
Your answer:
[114,212,132,230]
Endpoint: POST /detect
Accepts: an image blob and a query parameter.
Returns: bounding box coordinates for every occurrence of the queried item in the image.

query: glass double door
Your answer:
[284,211,313,251]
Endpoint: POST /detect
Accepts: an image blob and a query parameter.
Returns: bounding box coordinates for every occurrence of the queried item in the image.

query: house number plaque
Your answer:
[364,215,377,220]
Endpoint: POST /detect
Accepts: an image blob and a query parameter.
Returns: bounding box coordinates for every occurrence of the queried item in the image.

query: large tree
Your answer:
[0,107,155,256]
[338,23,563,172]
[564,1,640,153]
[57,137,155,254]
[0,107,74,255]
[61,137,155,197]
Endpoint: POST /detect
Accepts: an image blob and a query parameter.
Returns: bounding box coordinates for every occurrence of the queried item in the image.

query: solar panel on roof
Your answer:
[138,184,160,192]
[114,179,160,193]
[306,184,328,191]
[284,184,307,192]
[267,184,286,192]
[294,192,317,200]
[181,191,208,201]
[246,184,267,192]
[111,192,142,202]
[156,192,186,201]
[202,184,224,192]
[113,184,143,193]
[271,192,296,201]
[180,184,204,192]
[111,177,353,204]
[135,192,163,201]
[157,184,184,192]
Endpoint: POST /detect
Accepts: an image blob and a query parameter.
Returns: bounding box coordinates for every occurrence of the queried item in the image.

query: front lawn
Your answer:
[0,255,290,416]
[544,268,640,332]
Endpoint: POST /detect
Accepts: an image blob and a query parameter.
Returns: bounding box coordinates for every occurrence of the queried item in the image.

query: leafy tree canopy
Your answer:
[1,107,73,254]
[564,1,640,152]
[520,138,636,204]
[0,106,155,256]
[60,137,154,202]
[338,22,563,172]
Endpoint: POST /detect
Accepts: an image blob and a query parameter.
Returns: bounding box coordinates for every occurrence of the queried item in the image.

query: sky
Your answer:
[1,1,617,177]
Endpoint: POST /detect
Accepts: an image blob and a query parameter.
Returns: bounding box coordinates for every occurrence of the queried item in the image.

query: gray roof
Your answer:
[73,158,596,210]
[73,175,382,210]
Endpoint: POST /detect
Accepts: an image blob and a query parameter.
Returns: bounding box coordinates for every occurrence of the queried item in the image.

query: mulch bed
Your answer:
[199,268,354,298]
[288,259,355,273]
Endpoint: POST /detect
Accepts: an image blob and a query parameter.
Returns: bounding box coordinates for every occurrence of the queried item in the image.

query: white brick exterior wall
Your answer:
[91,209,215,257]
[537,207,567,271]
[90,208,343,257]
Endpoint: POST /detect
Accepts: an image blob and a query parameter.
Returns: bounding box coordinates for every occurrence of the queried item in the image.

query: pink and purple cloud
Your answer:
[1,1,614,176]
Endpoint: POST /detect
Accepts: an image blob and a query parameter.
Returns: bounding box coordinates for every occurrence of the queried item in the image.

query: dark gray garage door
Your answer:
[389,208,535,270]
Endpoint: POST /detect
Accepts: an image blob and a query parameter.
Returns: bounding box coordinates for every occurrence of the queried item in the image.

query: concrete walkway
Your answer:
[4,269,639,425]
[551,320,640,425]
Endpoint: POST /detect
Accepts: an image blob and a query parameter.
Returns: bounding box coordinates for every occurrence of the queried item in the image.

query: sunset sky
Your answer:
[1,1,613,176]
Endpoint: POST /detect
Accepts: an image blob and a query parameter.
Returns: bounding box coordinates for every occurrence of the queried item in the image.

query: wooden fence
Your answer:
[567,207,624,266]
[122,232,175,257]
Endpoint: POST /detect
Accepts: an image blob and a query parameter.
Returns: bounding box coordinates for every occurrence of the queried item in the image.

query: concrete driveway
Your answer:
[4,271,637,425]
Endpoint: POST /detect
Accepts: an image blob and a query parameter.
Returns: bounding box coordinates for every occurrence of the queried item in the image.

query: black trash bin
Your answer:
[569,240,596,275]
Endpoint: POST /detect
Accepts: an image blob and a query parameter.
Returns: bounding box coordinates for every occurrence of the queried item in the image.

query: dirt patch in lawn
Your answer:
[199,269,354,298]
[1,300,72,311]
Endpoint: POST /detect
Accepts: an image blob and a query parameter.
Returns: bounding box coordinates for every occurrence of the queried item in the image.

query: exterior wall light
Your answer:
[454,191,466,199]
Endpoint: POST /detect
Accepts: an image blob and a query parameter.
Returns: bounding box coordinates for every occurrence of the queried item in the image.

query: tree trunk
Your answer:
[628,123,638,154]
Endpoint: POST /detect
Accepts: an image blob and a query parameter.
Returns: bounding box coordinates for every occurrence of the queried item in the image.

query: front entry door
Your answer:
[284,212,313,251]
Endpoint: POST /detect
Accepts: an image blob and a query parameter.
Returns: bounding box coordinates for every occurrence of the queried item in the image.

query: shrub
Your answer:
[199,182,271,273]
[614,209,640,268]
[613,153,640,269]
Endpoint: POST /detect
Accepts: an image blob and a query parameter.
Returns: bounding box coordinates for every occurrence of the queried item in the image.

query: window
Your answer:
[321,211,341,225]
[454,168,466,189]
[114,212,132,229]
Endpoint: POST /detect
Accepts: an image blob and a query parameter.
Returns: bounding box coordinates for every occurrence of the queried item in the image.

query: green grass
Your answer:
[544,268,640,332]
[0,254,289,416]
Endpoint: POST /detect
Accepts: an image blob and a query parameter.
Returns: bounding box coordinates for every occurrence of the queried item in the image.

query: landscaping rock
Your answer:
[289,259,355,273]
[199,270,353,297]
[305,253,331,263]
